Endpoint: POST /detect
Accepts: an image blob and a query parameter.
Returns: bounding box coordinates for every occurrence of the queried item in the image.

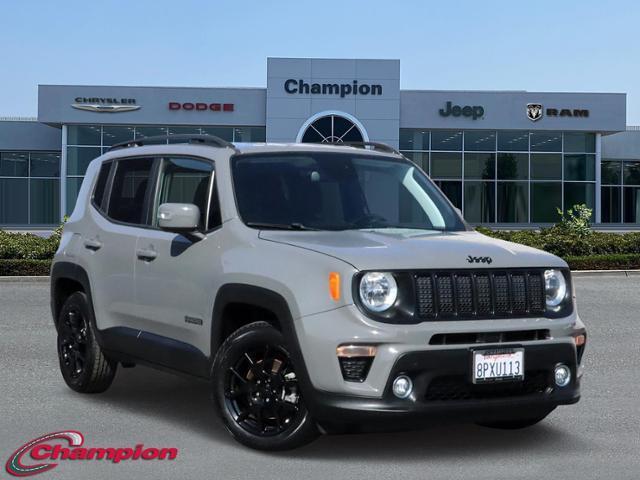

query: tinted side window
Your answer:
[92,162,112,212]
[158,158,213,229]
[108,157,154,225]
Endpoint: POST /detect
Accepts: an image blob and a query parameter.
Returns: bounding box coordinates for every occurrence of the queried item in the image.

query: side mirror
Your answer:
[158,203,204,241]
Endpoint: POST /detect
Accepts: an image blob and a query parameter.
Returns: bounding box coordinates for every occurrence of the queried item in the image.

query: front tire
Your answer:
[212,321,319,450]
[56,292,116,393]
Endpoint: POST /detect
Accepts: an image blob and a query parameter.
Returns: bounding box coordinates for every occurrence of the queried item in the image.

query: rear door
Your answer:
[84,156,157,332]
[132,156,222,356]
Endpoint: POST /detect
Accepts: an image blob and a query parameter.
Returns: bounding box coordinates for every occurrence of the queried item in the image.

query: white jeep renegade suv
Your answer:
[51,135,586,450]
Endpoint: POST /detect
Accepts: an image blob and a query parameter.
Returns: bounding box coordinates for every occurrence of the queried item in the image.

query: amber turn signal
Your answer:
[574,334,586,346]
[336,345,377,358]
[329,272,341,301]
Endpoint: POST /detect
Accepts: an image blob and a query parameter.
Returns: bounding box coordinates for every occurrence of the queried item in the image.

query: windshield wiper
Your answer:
[245,222,319,231]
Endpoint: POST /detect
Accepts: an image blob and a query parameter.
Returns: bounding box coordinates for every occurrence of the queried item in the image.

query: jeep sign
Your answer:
[439,101,484,120]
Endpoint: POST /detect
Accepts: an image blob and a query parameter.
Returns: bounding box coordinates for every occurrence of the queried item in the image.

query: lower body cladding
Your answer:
[295,305,585,433]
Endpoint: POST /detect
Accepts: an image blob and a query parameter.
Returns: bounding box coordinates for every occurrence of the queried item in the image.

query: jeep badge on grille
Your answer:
[467,255,493,264]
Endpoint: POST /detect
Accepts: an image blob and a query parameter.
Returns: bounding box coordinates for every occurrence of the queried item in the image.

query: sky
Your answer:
[1,0,639,123]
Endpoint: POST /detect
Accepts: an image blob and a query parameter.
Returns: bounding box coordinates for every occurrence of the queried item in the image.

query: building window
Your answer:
[497,131,528,151]
[601,186,621,223]
[431,152,462,178]
[0,150,61,226]
[300,115,363,144]
[464,130,496,151]
[464,181,495,222]
[497,153,528,180]
[464,153,495,180]
[531,183,562,223]
[400,129,597,225]
[497,182,528,223]
[431,130,462,151]
[564,133,595,153]
[601,158,640,224]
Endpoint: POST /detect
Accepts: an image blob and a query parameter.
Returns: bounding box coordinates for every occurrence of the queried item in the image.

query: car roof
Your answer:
[98,141,402,163]
[233,142,400,157]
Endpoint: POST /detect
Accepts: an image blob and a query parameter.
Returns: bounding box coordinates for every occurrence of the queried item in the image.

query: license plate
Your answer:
[472,348,524,384]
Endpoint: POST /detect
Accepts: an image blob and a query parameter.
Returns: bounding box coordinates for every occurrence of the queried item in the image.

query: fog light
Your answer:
[392,375,413,399]
[554,364,571,387]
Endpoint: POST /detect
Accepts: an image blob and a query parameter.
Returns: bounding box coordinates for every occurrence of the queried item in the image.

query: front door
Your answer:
[133,156,222,358]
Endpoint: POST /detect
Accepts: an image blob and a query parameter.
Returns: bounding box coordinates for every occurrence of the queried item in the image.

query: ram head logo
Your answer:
[527,103,543,122]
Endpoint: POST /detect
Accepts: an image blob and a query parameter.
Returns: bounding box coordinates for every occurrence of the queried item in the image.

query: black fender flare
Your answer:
[210,284,317,405]
[50,262,94,326]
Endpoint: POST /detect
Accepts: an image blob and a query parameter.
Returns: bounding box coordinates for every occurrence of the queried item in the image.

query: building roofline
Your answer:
[400,89,627,95]
[0,117,38,122]
[38,84,266,91]
[37,84,626,96]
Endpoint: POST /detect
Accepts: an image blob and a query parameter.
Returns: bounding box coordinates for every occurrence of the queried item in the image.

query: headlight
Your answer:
[359,272,398,312]
[544,269,567,311]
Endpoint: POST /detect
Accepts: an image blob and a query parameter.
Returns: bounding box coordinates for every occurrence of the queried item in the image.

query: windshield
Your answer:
[231,152,467,231]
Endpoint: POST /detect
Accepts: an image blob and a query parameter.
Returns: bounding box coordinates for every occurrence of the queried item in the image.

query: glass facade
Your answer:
[601,158,640,223]
[0,151,60,225]
[65,124,266,215]
[400,130,597,224]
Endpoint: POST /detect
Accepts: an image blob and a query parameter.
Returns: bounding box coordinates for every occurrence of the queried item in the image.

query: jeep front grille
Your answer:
[414,270,546,320]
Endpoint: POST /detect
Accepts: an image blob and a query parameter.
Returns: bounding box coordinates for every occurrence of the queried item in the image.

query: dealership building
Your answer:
[1,57,639,229]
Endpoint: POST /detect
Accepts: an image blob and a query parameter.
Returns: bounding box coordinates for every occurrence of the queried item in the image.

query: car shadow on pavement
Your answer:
[91,366,229,442]
[92,366,590,460]
[293,422,589,461]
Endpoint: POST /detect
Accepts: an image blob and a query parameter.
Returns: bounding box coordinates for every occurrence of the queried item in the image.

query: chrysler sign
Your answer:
[71,97,140,113]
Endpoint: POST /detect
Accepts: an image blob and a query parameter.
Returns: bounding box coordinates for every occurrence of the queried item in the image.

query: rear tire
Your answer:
[56,292,116,393]
[212,321,319,450]
[476,408,555,429]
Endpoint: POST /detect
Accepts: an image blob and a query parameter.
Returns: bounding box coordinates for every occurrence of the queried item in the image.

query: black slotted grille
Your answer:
[415,270,546,320]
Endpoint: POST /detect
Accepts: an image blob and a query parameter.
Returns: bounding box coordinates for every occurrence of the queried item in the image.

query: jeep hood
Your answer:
[259,229,565,270]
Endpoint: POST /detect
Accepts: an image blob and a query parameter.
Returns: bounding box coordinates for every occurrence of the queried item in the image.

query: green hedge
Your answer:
[0,227,62,260]
[477,226,640,258]
[0,259,52,276]
[2,222,640,275]
[565,253,640,271]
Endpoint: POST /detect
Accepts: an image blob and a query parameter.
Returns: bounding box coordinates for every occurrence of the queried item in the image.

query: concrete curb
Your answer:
[571,270,640,277]
[0,276,50,283]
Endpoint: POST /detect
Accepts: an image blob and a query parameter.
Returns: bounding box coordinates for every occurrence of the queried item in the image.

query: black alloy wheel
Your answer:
[58,308,88,380]
[225,345,301,436]
[56,291,117,393]
[212,321,319,450]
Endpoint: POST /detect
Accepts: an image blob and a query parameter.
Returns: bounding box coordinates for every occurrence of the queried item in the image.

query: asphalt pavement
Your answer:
[0,275,638,480]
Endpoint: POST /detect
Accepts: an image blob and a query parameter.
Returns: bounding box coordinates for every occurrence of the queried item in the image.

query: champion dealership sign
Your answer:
[5,430,178,477]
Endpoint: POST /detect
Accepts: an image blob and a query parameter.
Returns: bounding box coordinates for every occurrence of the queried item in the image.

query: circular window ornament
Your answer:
[300,114,364,144]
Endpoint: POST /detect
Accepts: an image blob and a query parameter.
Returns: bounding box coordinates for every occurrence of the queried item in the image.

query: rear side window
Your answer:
[157,157,216,229]
[108,157,154,225]
[92,162,112,212]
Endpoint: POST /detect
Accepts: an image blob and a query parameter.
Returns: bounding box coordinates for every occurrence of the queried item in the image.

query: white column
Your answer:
[60,125,67,221]
[595,133,602,224]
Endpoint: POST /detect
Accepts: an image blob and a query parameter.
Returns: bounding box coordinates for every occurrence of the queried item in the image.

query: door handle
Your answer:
[136,248,157,261]
[83,238,102,251]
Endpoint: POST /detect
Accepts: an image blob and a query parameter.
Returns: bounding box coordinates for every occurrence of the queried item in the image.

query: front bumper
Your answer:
[292,305,584,431]
[305,343,580,432]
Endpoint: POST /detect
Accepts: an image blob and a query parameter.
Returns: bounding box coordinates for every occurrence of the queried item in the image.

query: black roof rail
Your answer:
[342,141,401,156]
[106,134,239,153]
